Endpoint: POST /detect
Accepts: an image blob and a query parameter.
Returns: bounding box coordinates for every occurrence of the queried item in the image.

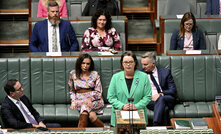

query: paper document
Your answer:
[146,126,167,130]
[218,35,221,50]
[186,50,201,54]
[98,52,114,55]
[176,15,184,19]
[121,111,140,119]
[46,52,62,56]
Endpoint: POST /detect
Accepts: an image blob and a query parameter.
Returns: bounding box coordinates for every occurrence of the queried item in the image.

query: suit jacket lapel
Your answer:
[129,70,139,97]
[6,97,24,119]
[192,31,197,49]
[119,71,130,98]
[157,67,162,87]
[59,19,63,42]
[181,35,184,49]
[44,20,49,51]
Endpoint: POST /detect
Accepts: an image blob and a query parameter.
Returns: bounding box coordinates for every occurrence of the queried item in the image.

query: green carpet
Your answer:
[0,0,28,9]
[0,21,29,40]
[123,0,148,8]
[128,19,154,39]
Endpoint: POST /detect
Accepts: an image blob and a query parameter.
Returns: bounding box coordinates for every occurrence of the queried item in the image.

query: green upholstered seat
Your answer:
[0,55,221,126]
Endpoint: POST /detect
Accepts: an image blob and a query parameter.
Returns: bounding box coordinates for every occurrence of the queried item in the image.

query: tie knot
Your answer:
[147,71,153,74]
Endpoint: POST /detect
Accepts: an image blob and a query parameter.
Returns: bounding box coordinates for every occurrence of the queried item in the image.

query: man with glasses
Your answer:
[139,52,177,126]
[1,79,60,129]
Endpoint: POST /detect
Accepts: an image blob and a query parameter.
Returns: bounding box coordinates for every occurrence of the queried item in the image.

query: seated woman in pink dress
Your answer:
[37,0,67,17]
[68,53,104,128]
[81,9,121,51]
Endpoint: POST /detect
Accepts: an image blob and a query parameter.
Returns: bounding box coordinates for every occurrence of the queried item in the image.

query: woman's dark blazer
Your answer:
[170,28,206,50]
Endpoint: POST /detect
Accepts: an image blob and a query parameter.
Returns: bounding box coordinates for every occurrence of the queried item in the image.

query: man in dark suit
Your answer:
[29,1,79,52]
[139,52,177,126]
[82,0,120,16]
[205,0,220,15]
[1,79,60,129]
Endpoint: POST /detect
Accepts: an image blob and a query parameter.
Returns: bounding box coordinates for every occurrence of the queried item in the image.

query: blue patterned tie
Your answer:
[17,100,38,125]
[147,72,162,93]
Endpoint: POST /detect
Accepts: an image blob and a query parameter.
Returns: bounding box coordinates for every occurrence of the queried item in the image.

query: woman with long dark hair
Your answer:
[68,53,104,128]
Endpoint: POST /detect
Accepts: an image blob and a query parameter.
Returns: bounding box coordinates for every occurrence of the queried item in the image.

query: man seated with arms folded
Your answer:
[81,9,121,52]
[1,79,61,129]
[139,52,177,126]
[170,12,205,50]
[29,1,79,52]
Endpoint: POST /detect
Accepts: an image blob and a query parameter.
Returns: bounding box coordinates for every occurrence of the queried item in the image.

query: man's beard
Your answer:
[49,15,61,25]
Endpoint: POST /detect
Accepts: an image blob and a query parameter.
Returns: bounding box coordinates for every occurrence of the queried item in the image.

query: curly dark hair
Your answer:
[120,51,138,71]
[75,53,95,79]
[91,9,112,31]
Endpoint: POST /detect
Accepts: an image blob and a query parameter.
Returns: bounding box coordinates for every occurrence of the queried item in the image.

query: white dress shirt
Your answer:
[147,67,163,96]
[48,20,61,52]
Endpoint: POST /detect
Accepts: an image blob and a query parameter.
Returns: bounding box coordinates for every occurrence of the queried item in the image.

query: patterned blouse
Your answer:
[81,27,121,51]
[69,70,104,114]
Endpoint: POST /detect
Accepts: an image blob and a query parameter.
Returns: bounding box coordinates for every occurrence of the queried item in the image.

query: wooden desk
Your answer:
[29,51,123,58]
[212,104,221,132]
[6,127,115,133]
[115,110,146,133]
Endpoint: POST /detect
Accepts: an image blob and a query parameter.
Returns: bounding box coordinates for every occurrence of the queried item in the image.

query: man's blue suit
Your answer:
[139,67,177,125]
[1,95,44,129]
[1,95,60,129]
[29,19,79,52]
[205,0,220,15]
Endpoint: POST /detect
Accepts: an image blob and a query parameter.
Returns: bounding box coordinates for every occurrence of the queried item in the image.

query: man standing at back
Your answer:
[139,52,177,126]
[29,1,79,52]
[1,79,60,129]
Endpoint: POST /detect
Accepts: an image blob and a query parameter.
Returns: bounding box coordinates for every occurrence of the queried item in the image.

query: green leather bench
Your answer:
[0,55,221,127]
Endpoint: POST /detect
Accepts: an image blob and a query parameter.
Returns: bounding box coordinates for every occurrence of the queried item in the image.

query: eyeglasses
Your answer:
[123,61,134,65]
[15,86,22,92]
[184,23,193,26]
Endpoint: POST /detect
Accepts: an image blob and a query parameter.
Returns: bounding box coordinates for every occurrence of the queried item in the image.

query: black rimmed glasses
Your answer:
[15,85,22,92]
[123,61,134,65]
[184,23,193,27]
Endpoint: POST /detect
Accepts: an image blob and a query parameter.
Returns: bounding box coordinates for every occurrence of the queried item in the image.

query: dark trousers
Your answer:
[147,95,176,126]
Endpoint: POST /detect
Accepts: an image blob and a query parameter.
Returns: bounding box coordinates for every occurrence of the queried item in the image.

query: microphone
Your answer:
[128,98,134,102]
[128,98,134,134]
[205,31,221,63]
